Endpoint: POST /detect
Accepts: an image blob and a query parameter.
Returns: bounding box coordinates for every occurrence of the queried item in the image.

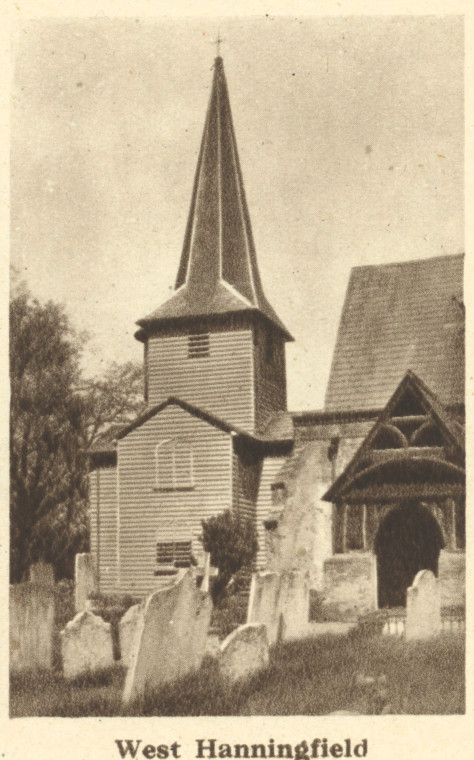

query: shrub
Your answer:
[200,510,258,604]
[211,587,249,638]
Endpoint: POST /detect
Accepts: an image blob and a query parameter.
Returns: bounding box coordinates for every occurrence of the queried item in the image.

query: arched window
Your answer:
[155,438,194,491]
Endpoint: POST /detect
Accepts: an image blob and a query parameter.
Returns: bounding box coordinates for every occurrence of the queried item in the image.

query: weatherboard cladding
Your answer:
[147,330,255,432]
[116,403,232,596]
[325,254,464,411]
[253,323,287,433]
[88,468,118,593]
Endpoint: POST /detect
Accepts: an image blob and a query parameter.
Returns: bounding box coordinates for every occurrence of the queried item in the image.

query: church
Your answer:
[89,56,465,619]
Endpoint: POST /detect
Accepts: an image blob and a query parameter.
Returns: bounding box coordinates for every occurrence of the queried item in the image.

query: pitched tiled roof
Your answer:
[110,397,292,447]
[325,254,464,411]
[88,423,123,453]
[137,57,292,341]
[260,411,294,440]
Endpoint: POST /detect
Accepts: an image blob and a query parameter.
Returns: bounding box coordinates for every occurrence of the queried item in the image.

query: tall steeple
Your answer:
[137,57,292,340]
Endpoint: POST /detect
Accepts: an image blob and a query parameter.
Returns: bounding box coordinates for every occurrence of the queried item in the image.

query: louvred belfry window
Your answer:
[188,333,210,358]
[155,438,194,490]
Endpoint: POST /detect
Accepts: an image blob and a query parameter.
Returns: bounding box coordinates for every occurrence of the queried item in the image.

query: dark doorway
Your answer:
[375,503,444,608]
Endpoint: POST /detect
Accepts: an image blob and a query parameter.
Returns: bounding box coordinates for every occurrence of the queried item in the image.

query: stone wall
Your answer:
[438,550,465,608]
[322,553,377,620]
[265,417,373,591]
[264,442,334,589]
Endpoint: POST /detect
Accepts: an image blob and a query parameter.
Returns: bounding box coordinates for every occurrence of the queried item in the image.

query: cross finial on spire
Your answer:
[214,31,224,57]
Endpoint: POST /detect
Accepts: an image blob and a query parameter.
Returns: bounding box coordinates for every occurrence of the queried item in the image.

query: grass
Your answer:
[10,631,464,717]
[10,665,126,717]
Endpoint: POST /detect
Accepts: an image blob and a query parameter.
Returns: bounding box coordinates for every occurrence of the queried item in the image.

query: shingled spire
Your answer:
[137,57,292,340]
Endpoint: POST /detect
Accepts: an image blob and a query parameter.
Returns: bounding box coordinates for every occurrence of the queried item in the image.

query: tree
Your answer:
[10,285,89,581]
[10,277,147,582]
[200,510,258,604]
[80,361,146,449]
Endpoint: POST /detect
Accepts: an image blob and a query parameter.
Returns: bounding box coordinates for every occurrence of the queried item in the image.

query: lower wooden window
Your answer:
[156,540,192,568]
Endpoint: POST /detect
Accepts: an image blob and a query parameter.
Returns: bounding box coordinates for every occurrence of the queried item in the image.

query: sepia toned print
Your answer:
[9,13,464,724]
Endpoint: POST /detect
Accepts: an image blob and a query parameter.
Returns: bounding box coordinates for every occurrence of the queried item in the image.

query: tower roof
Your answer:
[137,57,292,340]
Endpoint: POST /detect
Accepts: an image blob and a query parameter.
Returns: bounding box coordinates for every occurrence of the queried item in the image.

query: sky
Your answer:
[10,14,464,411]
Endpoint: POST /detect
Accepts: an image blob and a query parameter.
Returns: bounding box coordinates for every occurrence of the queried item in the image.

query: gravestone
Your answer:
[29,561,54,586]
[247,572,281,643]
[218,623,269,682]
[201,552,211,594]
[61,610,114,679]
[123,569,212,704]
[190,579,213,668]
[74,553,97,612]
[10,581,55,671]
[277,570,310,640]
[405,569,441,640]
[247,570,309,643]
[119,603,145,668]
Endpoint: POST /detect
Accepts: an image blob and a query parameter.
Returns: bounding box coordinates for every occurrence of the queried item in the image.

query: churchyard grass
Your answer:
[10,665,126,717]
[10,631,464,717]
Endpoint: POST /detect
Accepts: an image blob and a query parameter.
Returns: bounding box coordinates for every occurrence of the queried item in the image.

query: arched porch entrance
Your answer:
[374,502,445,608]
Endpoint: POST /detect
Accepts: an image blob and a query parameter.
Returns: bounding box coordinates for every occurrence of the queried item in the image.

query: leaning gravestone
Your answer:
[119,602,145,668]
[61,609,114,679]
[405,569,441,640]
[122,569,212,704]
[218,623,269,682]
[74,553,97,612]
